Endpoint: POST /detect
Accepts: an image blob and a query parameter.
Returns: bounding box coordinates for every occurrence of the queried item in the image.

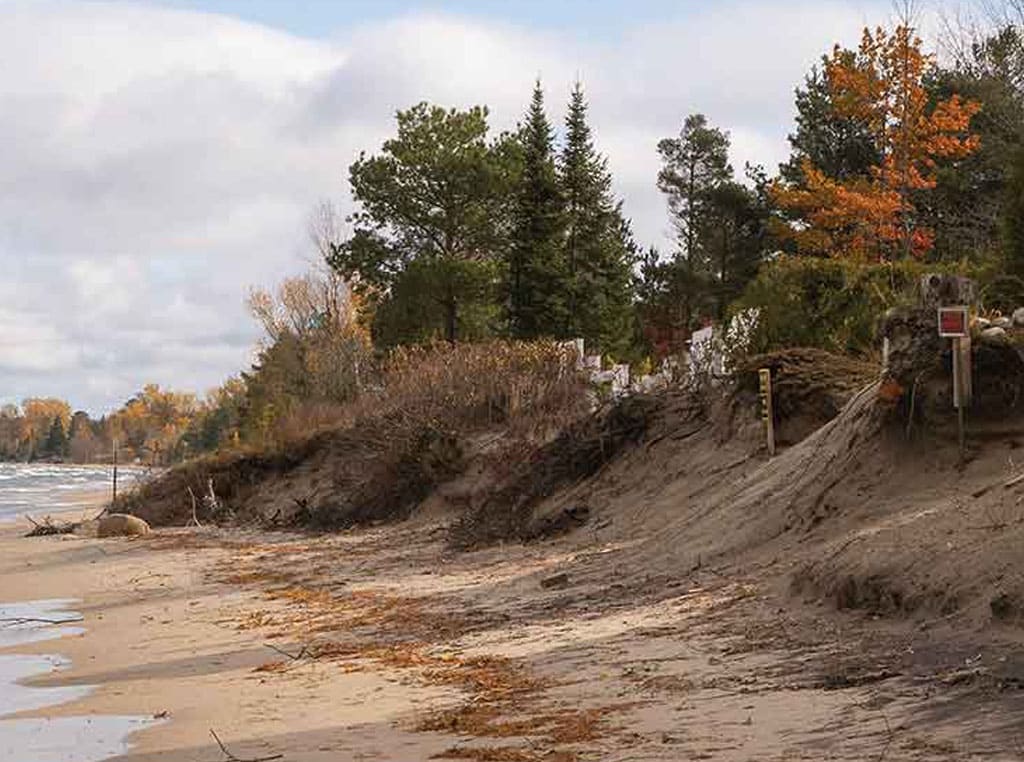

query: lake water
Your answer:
[0,463,137,521]
[0,600,159,761]
[0,468,160,760]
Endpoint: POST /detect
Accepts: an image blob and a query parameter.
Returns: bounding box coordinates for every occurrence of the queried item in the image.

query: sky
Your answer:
[1,0,922,414]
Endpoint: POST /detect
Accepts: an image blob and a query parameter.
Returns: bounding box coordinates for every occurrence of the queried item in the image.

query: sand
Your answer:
[1,491,1022,762]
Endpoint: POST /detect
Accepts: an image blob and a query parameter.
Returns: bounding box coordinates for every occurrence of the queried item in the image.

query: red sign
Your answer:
[938,306,968,337]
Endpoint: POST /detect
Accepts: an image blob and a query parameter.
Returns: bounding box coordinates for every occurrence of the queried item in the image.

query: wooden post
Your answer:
[112,438,119,505]
[759,368,776,457]
[939,306,971,465]
[952,335,971,464]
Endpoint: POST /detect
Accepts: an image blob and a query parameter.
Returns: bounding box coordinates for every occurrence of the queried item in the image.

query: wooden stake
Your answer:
[759,368,776,457]
[112,438,119,505]
[951,336,971,465]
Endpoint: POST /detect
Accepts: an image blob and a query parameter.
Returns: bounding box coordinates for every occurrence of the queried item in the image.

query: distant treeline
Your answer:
[0,386,232,465]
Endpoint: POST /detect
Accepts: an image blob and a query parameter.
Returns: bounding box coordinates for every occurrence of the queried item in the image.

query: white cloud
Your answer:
[0,0,895,413]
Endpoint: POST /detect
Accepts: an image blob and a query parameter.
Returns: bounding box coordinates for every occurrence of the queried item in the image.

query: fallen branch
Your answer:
[210,729,283,762]
[971,469,1024,499]
[264,643,308,661]
[0,616,83,627]
[186,486,202,528]
[23,515,80,537]
[877,712,893,762]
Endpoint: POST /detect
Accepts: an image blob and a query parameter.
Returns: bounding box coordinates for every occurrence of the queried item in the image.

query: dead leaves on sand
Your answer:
[218,551,620,761]
[432,747,576,762]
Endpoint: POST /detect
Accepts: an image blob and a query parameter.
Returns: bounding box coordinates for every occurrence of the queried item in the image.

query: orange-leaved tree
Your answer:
[772,25,981,260]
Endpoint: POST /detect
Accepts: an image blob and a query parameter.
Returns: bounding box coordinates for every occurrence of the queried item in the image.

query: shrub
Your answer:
[266,338,589,448]
[730,256,979,356]
[122,339,591,529]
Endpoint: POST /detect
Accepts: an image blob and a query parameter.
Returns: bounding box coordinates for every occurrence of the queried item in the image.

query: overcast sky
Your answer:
[2,0,919,414]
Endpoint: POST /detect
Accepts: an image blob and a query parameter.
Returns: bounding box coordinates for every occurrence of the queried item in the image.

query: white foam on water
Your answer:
[0,600,160,761]
[0,463,148,522]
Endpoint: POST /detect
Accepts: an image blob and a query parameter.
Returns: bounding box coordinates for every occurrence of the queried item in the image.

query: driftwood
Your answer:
[24,515,79,537]
[186,487,202,528]
[210,729,283,762]
[264,643,308,661]
[971,469,1024,499]
[0,615,83,627]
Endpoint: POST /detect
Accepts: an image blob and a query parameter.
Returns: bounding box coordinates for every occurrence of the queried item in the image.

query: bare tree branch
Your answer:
[209,729,283,762]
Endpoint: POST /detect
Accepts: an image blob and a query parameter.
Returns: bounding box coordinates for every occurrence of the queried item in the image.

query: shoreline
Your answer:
[0,494,1021,760]
[0,509,462,761]
[0,597,157,762]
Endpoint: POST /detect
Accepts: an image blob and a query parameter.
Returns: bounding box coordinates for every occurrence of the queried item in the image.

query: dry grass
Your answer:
[257,339,589,456]
[123,340,590,530]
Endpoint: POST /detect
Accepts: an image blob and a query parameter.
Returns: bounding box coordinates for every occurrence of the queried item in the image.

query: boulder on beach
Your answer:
[97,513,151,538]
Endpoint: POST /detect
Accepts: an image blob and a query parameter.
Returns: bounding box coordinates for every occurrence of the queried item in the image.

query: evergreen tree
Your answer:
[559,82,635,356]
[655,113,733,333]
[507,80,567,338]
[43,415,67,459]
[699,178,767,318]
[925,26,1024,262]
[331,103,512,344]
[1005,145,1024,280]
[780,56,880,185]
[644,116,766,350]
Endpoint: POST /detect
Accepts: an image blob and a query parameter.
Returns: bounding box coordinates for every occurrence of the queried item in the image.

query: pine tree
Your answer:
[559,82,635,356]
[655,113,732,333]
[508,80,567,338]
[333,103,510,344]
[780,57,880,185]
[1005,145,1024,281]
[44,415,67,459]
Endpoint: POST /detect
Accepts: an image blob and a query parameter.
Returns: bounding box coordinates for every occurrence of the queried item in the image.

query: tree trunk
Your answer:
[445,295,458,344]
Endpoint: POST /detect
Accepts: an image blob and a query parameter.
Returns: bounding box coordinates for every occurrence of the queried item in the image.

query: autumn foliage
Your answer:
[773,25,981,260]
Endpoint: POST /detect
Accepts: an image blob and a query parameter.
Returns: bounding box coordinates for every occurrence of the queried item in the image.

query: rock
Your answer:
[1013,307,1024,327]
[974,317,992,330]
[993,316,1012,328]
[919,274,976,307]
[980,326,1009,345]
[540,572,570,590]
[97,513,151,538]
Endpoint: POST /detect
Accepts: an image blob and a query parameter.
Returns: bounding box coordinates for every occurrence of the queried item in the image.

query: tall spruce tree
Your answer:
[1005,144,1024,281]
[559,82,635,356]
[508,80,567,338]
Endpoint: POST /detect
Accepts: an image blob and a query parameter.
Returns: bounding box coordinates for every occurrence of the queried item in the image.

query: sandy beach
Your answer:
[0,490,1021,762]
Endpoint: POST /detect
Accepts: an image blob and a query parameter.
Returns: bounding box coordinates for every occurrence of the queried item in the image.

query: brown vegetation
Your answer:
[120,340,589,530]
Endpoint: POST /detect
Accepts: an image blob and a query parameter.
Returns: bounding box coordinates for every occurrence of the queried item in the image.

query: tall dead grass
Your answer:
[272,339,589,448]
[122,340,591,529]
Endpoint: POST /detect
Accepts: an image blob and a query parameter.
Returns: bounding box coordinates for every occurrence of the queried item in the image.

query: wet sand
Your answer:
[0,595,158,762]
[0,513,462,761]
